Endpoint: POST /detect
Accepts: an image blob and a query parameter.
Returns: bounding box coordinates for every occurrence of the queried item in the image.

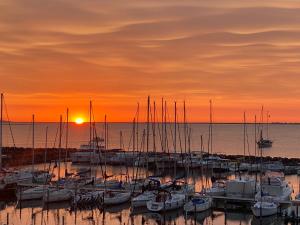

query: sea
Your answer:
[1,123,300,225]
[2,122,300,158]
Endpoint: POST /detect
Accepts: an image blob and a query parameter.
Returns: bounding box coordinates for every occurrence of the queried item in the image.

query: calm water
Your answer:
[0,162,299,225]
[2,122,300,224]
[2,122,300,158]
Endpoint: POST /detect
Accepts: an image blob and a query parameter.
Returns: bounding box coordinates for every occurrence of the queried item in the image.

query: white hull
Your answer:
[251,202,278,217]
[94,180,123,189]
[131,191,155,207]
[103,191,131,205]
[206,187,225,196]
[184,197,212,213]
[18,186,50,201]
[147,193,185,212]
[43,189,73,203]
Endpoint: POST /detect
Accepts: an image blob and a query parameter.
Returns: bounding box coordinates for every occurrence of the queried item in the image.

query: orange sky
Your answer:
[1,0,300,122]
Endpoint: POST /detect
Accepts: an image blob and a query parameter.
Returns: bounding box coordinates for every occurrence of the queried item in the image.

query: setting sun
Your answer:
[75,118,84,125]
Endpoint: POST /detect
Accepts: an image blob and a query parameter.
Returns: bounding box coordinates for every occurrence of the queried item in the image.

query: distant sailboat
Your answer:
[257,131,273,148]
[257,108,273,148]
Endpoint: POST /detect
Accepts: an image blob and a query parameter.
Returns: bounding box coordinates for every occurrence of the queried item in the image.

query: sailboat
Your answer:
[184,193,212,213]
[225,113,257,198]
[257,133,273,148]
[146,189,185,212]
[43,115,74,203]
[1,98,51,198]
[184,135,212,213]
[257,109,273,148]
[43,187,74,203]
[101,191,131,205]
[147,101,191,212]
[251,137,279,217]
[18,122,57,201]
[131,98,162,208]
[98,113,132,206]
[131,190,156,207]
[251,196,278,217]
[17,186,52,201]
[70,102,105,164]
[73,190,104,207]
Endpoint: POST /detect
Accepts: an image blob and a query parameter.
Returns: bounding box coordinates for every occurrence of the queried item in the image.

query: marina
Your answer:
[2,96,300,224]
[2,163,300,224]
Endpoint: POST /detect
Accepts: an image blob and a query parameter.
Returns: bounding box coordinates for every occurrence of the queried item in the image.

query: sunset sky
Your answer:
[1,0,300,122]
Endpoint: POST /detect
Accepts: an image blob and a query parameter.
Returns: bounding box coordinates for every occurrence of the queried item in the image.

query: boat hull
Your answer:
[43,189,73,203]
[146,194,185,212]
[103,192,131,205]
[184,198,211,213]
[131,191,155,207]
[251,202,278,217]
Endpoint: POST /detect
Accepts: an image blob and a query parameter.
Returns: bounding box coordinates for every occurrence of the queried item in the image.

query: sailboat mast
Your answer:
[132,118,136,151]
[58,115,62,180]
[44,126,48,171]
[153,101,156,152]
[136,103,139,151]
[164,101,167,154]
[174,101,177,178]
[174,101,177,154]
[146,96,150,176]
[104,115,107,168]
[0,93,3,170]
[65,108,69,160]
[89,101,92,150]
[266,111,269,139]
[243,111,246,157]
[254,115,257,158]
[261,105,264,136]
[200,135,204,190]
[161,98,164,152]
[32,114,35,172]
[184,101,186,154]
[210,100,213,155]
[104,115,107,150]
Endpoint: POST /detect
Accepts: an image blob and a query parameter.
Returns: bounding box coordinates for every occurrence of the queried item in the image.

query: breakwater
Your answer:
[1,147,77,167]
[2,147,300,169]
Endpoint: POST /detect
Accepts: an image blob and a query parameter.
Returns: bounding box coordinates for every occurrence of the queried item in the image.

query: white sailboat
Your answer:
[17,186,51,201]
[184,136,212,213]
[252,136,280,217]
[206,180,226,196]
[43,188,73,203]
[251,196,278,217]
[131,177,162,208]
[184,193,212,213]
[146,190,185,212]
[102,191,131,205]
[131,191,156,207]
[43,115,73,203]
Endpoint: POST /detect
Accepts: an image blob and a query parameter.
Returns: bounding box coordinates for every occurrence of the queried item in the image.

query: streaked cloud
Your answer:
[0,0,300,122]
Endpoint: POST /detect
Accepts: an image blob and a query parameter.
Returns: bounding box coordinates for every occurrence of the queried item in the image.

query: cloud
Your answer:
[0,0,300,121]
